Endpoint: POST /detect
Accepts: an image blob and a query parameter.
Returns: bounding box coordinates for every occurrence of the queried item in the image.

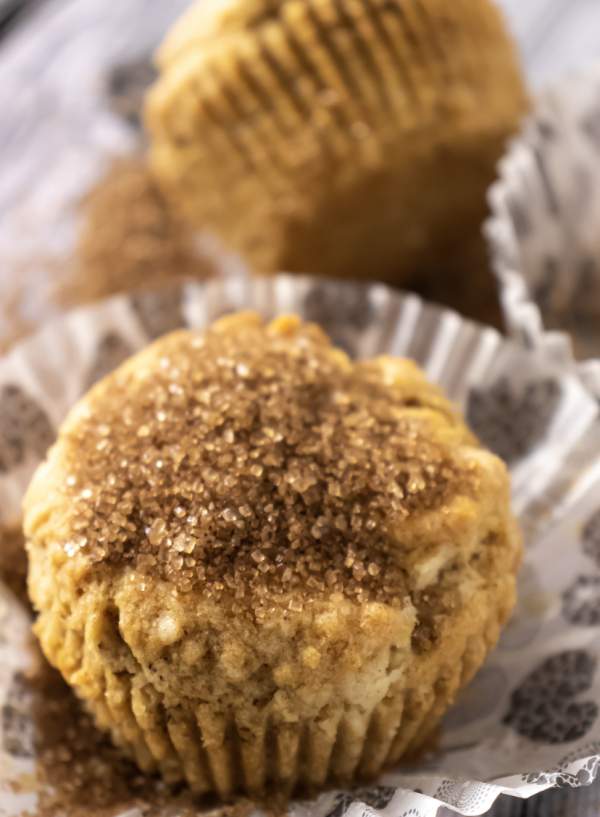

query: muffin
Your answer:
[24,313,521,798]
[146,0,528,320]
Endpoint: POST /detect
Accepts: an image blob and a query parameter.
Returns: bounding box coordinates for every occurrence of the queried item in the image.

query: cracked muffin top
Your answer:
[25,313,513,630]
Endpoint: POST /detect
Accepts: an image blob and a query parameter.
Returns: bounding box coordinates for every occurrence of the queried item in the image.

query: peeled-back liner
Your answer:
[486,61,600,398]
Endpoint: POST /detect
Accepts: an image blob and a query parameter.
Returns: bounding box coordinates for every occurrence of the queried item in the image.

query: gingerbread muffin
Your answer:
[146,0,528,320]
[24,313,521,797]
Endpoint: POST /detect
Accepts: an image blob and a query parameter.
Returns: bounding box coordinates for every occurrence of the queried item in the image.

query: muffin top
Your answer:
[25,313,508,624]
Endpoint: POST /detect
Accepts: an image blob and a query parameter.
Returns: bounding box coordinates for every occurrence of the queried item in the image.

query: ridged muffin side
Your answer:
[24,314,521,797]
[146,0,528,310]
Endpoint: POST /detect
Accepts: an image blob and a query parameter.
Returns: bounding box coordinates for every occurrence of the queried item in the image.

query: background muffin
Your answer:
[147,0,528,322]
[24,313,521,798]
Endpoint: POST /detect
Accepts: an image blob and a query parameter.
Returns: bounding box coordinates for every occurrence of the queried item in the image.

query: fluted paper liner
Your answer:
[487,62,600,398]
[2,274,600,817]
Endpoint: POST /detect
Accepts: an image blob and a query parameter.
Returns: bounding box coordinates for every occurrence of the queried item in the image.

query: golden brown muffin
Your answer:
[24,313,521,798]
[146,0,528,321]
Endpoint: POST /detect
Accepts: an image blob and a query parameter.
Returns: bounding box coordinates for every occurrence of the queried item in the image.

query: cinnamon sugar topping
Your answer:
[58,315,461,609]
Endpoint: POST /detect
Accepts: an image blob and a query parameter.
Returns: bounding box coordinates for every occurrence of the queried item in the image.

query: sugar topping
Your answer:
[58,314,462,613]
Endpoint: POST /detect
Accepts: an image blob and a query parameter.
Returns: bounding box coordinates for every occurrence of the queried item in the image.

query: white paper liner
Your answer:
[2,273,600,817]
[486,62,600,399]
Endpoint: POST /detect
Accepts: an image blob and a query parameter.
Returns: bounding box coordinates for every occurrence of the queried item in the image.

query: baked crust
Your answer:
[24,313,521,797]
[146,0,528,321]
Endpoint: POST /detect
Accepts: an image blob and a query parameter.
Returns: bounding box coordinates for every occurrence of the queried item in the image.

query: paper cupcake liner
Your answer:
[2,274,600,817]
[486,62,600,398]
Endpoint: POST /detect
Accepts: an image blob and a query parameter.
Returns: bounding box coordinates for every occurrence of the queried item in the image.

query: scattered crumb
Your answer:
[27,649,257,817]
